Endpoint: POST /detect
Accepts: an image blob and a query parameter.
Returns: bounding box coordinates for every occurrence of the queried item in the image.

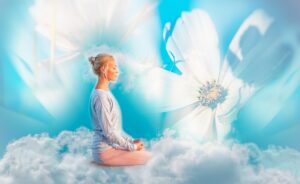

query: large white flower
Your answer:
[162,9,292,142]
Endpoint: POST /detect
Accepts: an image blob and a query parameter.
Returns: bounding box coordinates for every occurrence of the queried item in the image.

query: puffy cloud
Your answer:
[0,127,299,184]
[137,132,298,184]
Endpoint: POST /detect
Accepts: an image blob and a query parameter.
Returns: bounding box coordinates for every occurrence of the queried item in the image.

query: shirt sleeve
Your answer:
[112,142,137,150]
[122,134,134,143]
[94,94,135,151]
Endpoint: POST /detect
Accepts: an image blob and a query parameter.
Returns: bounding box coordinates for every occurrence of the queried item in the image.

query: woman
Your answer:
[89,53,152,166]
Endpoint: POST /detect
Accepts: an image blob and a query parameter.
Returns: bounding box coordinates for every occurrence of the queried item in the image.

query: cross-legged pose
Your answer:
[89,53,152,166]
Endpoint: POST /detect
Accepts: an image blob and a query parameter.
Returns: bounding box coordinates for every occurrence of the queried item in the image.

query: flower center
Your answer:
[198,80,228,109]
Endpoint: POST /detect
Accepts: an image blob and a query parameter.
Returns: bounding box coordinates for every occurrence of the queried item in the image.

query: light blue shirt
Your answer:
[90,89,135,163]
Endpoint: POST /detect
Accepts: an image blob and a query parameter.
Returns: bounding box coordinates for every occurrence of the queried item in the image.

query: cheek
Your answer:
[108,70,118,77]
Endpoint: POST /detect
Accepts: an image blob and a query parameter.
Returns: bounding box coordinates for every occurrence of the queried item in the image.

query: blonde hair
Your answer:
[89,53,114,77]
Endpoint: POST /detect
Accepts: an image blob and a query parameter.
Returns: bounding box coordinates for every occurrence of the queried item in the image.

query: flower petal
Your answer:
[160,70,200,112]
[166,9,221,83]
[220,9,293,88]
[215,111,232,141]
[171,106,216,142]
[216,80,255,133]
[30,0,158,52]
[218,79,244,116]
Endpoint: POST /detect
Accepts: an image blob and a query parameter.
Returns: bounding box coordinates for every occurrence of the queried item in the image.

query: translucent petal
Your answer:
[166,9,221,83]
[159,70,200,112]
[30,0,158,52]
[220,9,293,88]
[172,106,217,142]
[216,80,255,128]
[214,110,232,141]
[218,79,244,117]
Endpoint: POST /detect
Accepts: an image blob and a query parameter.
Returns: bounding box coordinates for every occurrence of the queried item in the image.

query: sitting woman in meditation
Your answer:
[89,53,152,166]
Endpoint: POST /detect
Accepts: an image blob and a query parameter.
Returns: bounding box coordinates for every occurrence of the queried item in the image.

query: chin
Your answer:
[110,77,118,81]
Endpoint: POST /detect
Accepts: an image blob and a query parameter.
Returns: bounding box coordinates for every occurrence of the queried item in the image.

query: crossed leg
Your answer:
[99,148,152,166]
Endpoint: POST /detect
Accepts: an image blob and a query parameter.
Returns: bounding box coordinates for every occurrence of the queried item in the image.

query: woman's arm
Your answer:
[122,134,134,143]
[95,95,136,151]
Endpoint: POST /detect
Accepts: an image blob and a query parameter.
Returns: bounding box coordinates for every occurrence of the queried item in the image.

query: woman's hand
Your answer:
[134,141,144,151]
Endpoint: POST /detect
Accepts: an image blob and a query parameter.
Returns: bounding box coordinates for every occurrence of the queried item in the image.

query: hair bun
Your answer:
[89,56,95,65]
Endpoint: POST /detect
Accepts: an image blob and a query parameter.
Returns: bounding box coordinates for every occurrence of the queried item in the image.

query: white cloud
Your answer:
[0,128,299,184]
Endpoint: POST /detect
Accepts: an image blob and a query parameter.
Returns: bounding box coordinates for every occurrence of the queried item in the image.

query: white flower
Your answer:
[162,9,290,142]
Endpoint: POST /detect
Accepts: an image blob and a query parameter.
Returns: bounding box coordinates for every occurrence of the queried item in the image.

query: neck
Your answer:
[95,77,109,90]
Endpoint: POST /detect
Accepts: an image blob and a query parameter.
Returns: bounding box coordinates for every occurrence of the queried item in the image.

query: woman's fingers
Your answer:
[138,142,144,151]
[134,140,145,151]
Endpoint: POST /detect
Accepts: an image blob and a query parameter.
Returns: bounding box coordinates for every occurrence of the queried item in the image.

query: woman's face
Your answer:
[105,59,119,81]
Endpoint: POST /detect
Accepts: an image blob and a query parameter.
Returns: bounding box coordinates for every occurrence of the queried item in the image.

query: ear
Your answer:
[100,66,106,73]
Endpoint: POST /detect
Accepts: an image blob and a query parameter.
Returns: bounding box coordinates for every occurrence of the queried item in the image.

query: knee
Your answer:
[140,151,153,163]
